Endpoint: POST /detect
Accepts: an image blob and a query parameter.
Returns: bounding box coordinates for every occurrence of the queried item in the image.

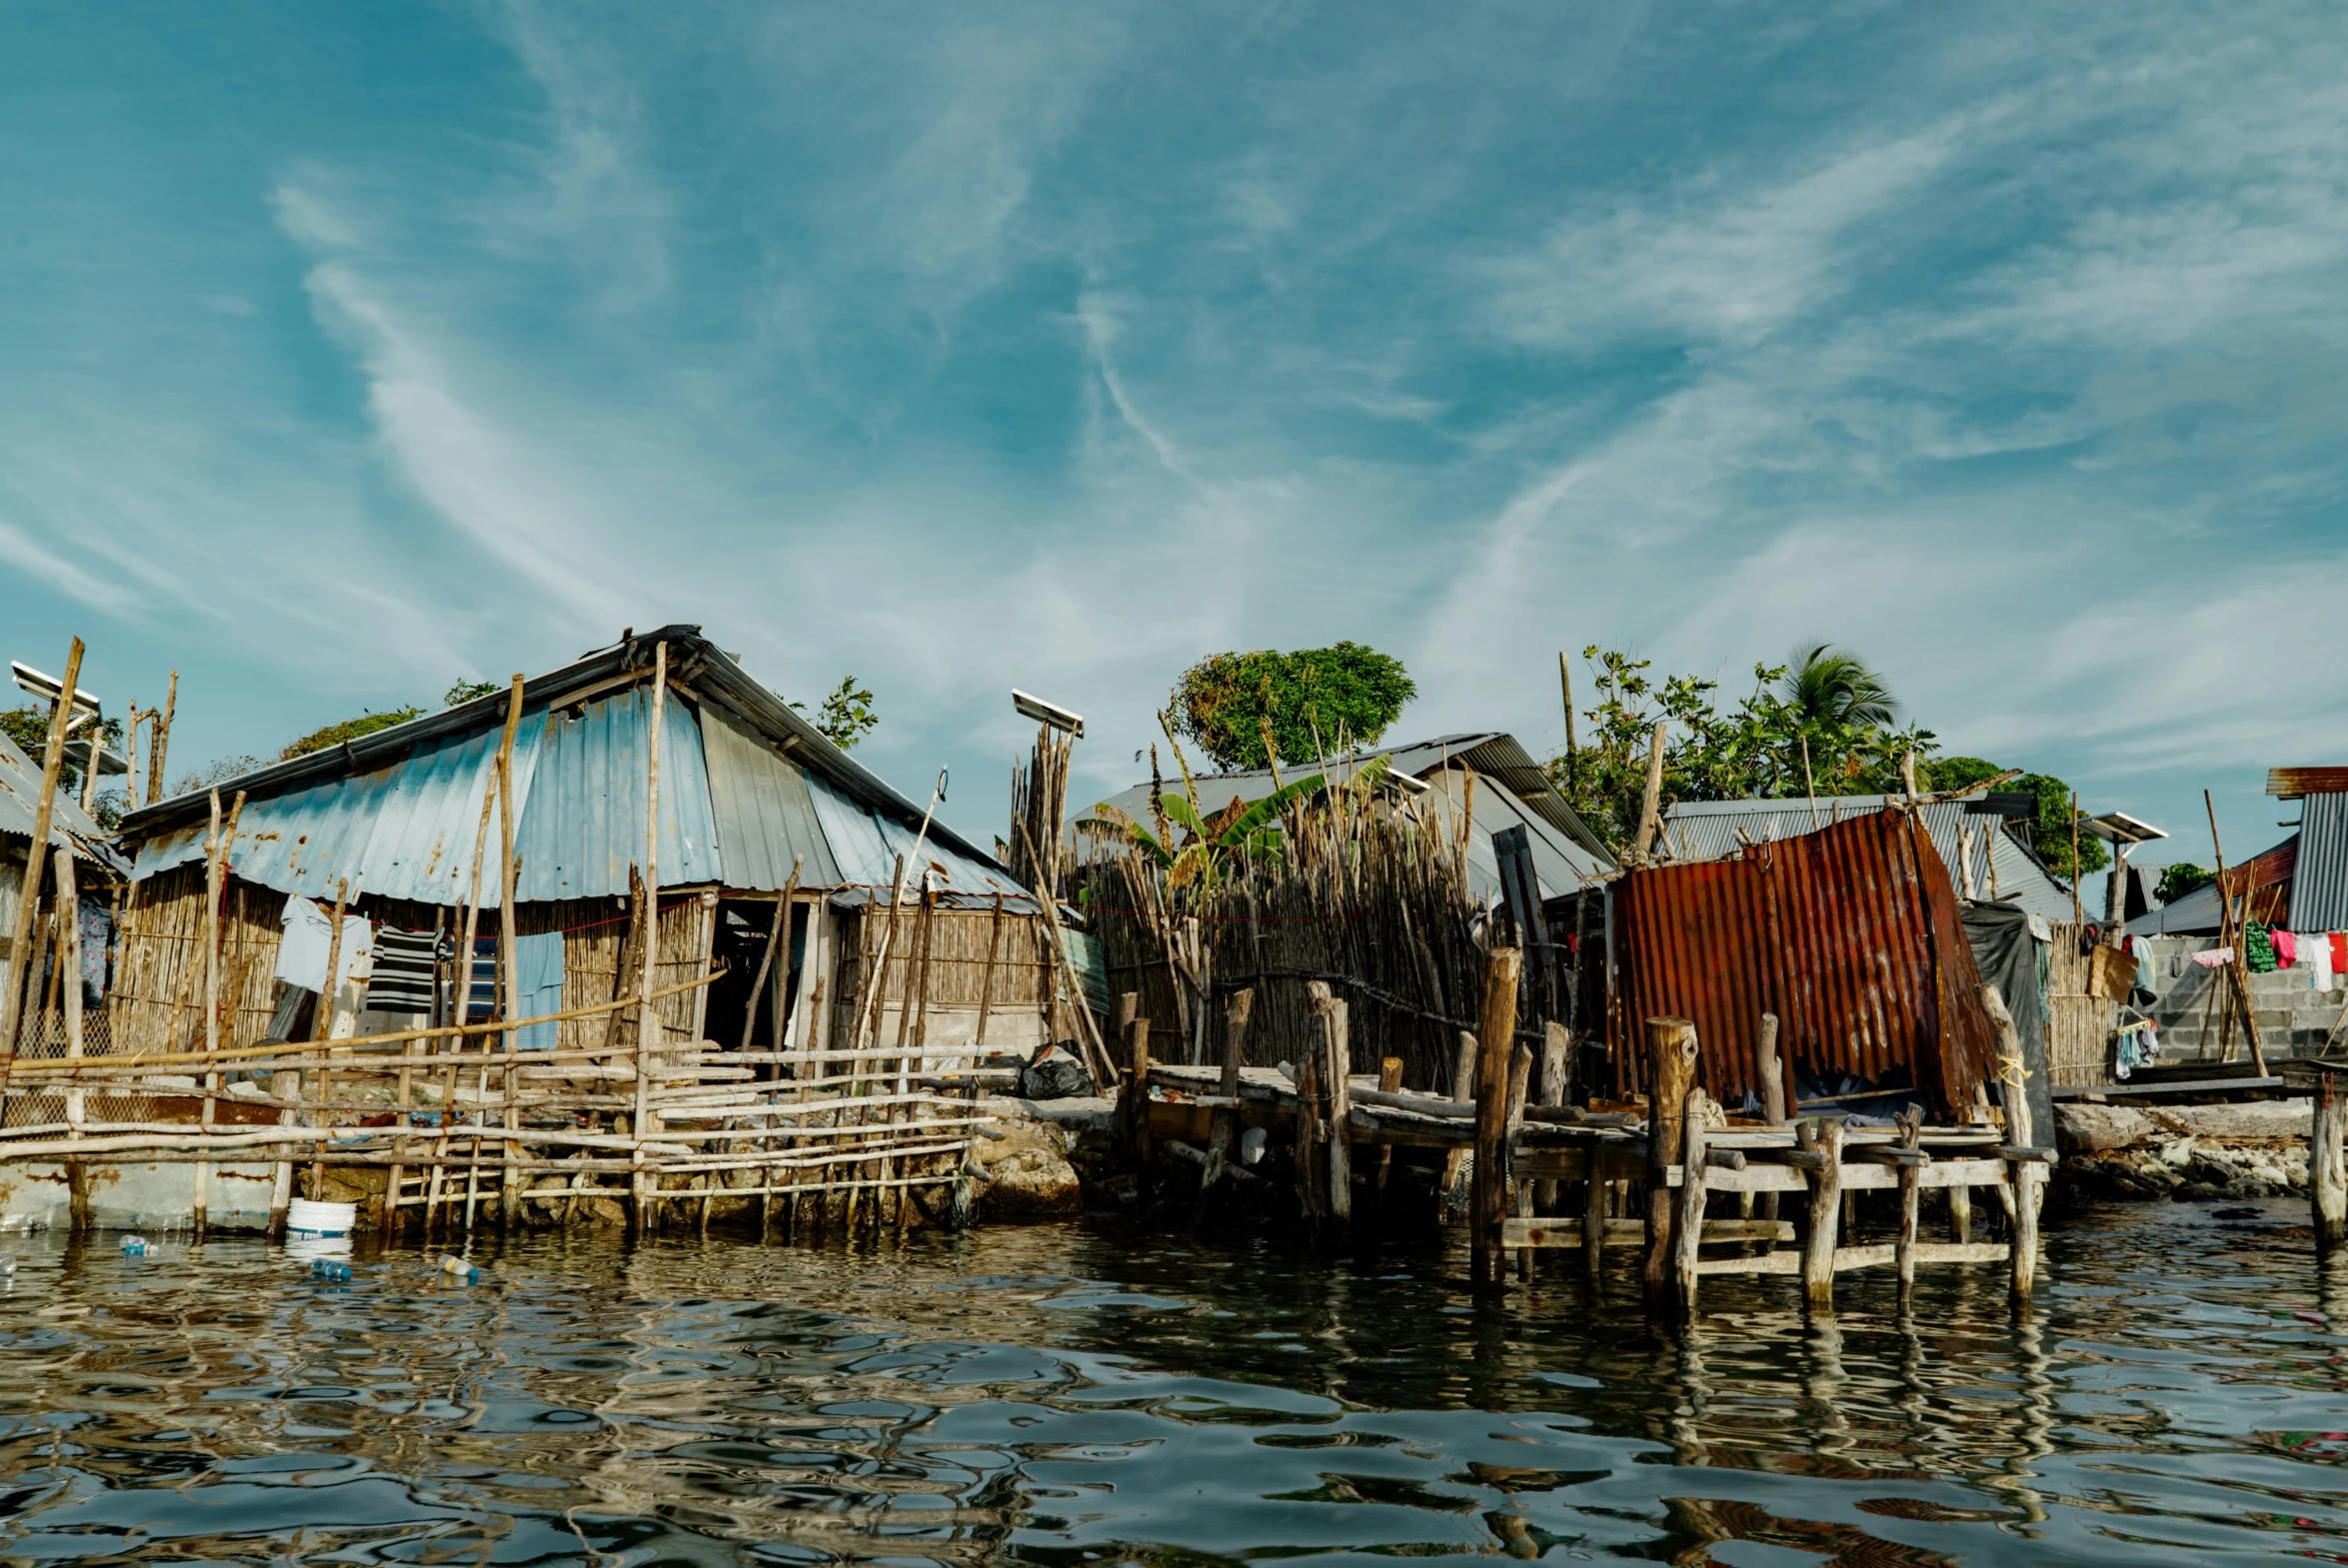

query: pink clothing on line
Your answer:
[2192,947,2234,968]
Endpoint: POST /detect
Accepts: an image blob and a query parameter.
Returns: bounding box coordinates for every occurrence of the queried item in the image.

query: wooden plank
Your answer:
[1663,1157,2015,1193]
[1831,1243,1897,1271]
[1696,1252,1800,1276]
[1500,1217,1645,1249]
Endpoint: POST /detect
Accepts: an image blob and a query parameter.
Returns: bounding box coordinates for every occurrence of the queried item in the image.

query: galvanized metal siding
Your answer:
[805,773,1027,899]
[1616,808,1995,1112]
[0,730,127,873]
[2289,792,2348,929]
[698,702,842,889]
[513,689,719,900]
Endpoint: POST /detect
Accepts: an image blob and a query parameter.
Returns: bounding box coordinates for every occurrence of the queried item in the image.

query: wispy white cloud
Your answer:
[0,519,140,617]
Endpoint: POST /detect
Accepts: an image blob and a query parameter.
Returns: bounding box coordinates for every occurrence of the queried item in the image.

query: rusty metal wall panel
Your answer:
[1614,808,1994,1112]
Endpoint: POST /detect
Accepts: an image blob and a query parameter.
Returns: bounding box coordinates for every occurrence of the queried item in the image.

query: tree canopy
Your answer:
[1168,643,1415,771]
[794,677,879,750]
[1547,643,2107,884]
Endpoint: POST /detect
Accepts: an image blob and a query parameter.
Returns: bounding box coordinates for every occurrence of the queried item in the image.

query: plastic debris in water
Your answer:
[310,1257,353,1283]
[438,1254,483,1284]
[122,1236,150,1257]
[0,1256,17,1275]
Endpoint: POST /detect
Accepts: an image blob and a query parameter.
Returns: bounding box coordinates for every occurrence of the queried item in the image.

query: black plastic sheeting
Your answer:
[1960,899,2055,1144]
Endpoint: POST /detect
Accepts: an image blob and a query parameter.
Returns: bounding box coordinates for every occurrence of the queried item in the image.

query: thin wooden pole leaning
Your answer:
[634,640,667,1231]
[2,636,82,1059]
[310,878,347,1203]
[495,674,525,1226]
[56,844,88,1233]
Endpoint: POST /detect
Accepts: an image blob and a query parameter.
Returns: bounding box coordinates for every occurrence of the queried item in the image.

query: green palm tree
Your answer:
[1780,645,1897,729]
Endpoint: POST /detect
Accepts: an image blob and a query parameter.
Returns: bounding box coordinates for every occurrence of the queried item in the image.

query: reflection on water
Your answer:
[0,1199,2340,1564]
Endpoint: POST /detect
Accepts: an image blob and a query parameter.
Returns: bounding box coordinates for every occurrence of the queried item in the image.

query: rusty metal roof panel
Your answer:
[2268,767,2348,799]
[1614,808,1995,1113]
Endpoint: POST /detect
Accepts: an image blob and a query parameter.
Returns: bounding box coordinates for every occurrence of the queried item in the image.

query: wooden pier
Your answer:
[1129,959,2057,1316]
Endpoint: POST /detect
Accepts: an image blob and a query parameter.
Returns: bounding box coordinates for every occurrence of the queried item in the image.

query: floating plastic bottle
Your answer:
[122,1235,150,1257]
[310,1257,353,1283]
[438,1253,483,1284]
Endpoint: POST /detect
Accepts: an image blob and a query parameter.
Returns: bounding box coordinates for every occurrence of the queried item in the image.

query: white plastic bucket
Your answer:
[286,1198,357,1237]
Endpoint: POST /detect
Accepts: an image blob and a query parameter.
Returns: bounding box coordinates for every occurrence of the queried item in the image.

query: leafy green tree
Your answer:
[445,679,500,707]
[2155,862,2214,903]
[1169,643,1415,771]
[2,704,126,798]
[1927,756,2007,792]
[172,755,267,795]
[794,677,878,750]
[2011,773,2107,883]
[1545,645,1940,849]
[280,707,425,762]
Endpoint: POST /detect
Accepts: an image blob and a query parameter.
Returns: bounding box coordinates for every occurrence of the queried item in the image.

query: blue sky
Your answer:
[3,0,2342,870]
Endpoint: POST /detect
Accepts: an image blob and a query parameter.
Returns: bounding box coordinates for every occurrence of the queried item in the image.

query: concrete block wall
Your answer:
[2137,935,2348,1066]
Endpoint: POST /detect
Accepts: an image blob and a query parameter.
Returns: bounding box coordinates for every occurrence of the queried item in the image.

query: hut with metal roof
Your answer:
[108,627,1071,1070]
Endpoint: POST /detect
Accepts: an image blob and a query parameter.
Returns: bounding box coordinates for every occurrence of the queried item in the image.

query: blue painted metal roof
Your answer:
[118,628,1028,907]
[513,687,719,900]
[134,708,549,905]
[699,700,841,890]
[806,773,1027,901]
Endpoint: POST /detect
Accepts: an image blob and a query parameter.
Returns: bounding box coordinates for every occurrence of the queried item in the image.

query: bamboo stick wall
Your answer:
[2045,922,2114,1087]
[1082,784,1492,1093]
[828,901,1060,1053]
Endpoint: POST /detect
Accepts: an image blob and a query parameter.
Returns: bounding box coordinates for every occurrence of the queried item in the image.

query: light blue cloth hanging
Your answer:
[514,930,567,1050]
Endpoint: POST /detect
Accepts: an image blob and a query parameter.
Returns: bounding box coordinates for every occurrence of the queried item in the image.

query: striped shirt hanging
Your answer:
[365,927,438,1014]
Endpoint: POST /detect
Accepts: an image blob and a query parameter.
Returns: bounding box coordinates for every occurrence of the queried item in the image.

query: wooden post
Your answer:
[1126,1011,1153,1174]
[1755,1011,1785,1232]
[147,670,176,805]
[1671,1087,1710,1317]
[1310,983,1353,1223]
[1799,1116,1844,1314]
[193,786,241,1237]
[1894,1103,1922,1305]
[2204,789,2269,1079]
[310,879,347,1203]
[1535,1021,1568,1210]
[972,888,1005,1054]
[1981,982,2040,1301]
[56,845,89,1234]
[1196,986,1253,1211]
[1470,945,1523,1285]
[1582,1139,1607,1287]
[2314,1069,2347,1248]
[1374,1053,1401,1196]
[1507,1040,1533,1279]
[1441,1028,1477,1217]
[1642,1015,1699,1307]
[633,642,666,1231]
[2,637,81,1057]
[1948,1178,1973,1244]
[495,676,527,1227]
[1631,723,1667,861]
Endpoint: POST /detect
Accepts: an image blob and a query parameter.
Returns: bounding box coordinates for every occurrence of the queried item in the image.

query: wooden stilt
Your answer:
[1582,1144,1607,1288]
[1195,987,1252,1215]
[1894,1104,1922,1305]
[633,642,668,1234]
[1469,946,1523,1285]
[1374,1054,1401,1197]
[1310,983,1352,1224]
[2312,1068,2346,1248]
[1799,1117,1844,1314]
[1671,1088,1710,1316]
[1642,1016,1698,1308]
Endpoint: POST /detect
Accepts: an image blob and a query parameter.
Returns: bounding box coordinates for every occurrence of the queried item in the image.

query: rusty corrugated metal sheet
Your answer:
[2267,767,2348,799]
[1613,807,1996,1113]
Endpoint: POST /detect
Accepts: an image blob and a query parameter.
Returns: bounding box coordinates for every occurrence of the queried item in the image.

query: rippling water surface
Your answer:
[0,1199,2341,1564]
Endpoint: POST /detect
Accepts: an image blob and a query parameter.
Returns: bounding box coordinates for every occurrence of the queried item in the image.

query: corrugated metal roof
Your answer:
[2291,793,2348,929]
[0,730,126,874]
[116,626,1026,906]
[134,708,552,905]
[698,700,841,889]
[513,688,718,900]
[1092,732,1616,877]
[1614,807,1998,1113]
[1663,793,2074,921]
[1412,768,1609,899]
[805,773,1030,902]
[2268,767,2348,799]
